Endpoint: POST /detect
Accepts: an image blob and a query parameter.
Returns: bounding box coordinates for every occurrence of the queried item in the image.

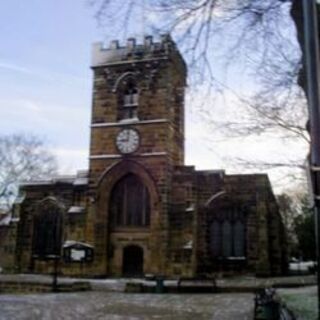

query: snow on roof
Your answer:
[73,177,88,186]
[63,240,93,249]
[13,193,26,205]
[20,170,89,187]
[0,214,11,226]
[186,205,195,212]
[68,206,85,214]
[182,240,193,250]
[73,170,88,186]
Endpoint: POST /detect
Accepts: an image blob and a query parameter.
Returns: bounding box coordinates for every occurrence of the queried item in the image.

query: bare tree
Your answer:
[277,192,299,255]
[0,134,57,211]
[88,0,290,80]
[277,186,317,259]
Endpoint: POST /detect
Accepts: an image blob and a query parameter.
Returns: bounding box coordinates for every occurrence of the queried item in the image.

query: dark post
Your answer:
[52,257,59,292]
[302,0,320,318]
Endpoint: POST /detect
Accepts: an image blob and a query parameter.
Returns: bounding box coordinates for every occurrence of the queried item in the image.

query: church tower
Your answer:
[13,34,286,279]
[88,35,187,276]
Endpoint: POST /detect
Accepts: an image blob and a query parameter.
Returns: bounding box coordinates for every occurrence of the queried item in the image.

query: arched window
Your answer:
[209,208,246,258]
[32,198,63,259]
[210,220,221,257]
[118,78,139,121]
[222,220,232,257]
[234,220,245,257]
[110,174,150,227]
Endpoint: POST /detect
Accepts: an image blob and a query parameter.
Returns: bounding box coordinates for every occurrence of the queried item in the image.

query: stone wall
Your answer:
[195,173,285,276]
[0,222,17,272]
[15,180,90,275]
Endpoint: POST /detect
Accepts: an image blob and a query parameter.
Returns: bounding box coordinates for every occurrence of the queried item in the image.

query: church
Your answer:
[13,35,286,278]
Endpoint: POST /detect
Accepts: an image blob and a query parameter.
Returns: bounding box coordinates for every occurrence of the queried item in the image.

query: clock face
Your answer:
[116,129,140,154]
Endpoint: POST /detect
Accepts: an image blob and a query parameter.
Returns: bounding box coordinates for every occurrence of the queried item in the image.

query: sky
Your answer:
[0,1,100,172]
[0,0,308,194]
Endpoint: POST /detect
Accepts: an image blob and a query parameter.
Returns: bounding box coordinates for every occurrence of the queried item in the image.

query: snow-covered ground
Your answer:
[289,261,316,272]
[278,286,317,320]
[0,291,254,320]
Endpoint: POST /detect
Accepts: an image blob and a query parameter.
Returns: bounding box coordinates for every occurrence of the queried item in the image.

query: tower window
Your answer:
[110,174,150,227]
[124,85,138,106]
[118,79,139,121]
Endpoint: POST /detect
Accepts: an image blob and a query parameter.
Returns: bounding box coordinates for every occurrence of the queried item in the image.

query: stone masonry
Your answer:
[9,35,287,278]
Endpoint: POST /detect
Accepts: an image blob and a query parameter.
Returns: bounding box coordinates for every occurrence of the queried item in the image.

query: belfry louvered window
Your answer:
[118,79,138,120]
[209,208,246,258]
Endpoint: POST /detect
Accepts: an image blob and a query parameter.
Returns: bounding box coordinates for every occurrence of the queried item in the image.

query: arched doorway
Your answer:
[122,245,144,277]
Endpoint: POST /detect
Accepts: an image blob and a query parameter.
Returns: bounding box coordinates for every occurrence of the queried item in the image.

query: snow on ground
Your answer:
[0,291,254,320]
[278,286,317,320]
[289,261,315,272]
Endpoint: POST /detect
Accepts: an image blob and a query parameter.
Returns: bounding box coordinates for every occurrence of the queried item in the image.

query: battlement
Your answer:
[92,34,182,67]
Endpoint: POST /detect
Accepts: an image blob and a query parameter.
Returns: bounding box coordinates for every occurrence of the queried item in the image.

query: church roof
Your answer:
[20,170,89,188]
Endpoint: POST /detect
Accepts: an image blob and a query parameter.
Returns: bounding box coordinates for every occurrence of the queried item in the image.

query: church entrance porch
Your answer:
[122,245,144,277]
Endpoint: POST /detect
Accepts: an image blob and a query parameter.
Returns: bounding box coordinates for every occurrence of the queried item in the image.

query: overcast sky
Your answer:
[0,0,308,194]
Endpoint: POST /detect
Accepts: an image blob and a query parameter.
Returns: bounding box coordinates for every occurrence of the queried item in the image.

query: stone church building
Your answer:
[13,36,286,278]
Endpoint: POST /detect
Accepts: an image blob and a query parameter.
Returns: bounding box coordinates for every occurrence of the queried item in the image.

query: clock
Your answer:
[116,129,140,154]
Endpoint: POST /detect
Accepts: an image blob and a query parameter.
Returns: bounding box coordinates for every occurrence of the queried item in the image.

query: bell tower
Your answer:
[89,35,186,182]
[88,35,187,276]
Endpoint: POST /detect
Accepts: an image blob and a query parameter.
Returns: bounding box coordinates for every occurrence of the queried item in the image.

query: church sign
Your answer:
[63,241,94,263]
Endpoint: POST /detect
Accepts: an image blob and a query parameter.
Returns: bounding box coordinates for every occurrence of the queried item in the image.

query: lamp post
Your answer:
[302,0,320,318]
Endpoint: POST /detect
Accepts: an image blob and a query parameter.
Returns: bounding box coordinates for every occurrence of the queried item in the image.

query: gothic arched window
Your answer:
[32,198,63,259]
[210,220,221,256]
[110,174,150,227]
[209,208,246,258]
[118,78,139,121]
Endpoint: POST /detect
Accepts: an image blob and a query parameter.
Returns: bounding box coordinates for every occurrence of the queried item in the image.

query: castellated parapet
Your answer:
[92,34,185,67]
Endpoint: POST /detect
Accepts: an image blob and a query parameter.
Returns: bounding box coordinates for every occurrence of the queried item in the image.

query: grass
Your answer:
[279,288,317,320]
